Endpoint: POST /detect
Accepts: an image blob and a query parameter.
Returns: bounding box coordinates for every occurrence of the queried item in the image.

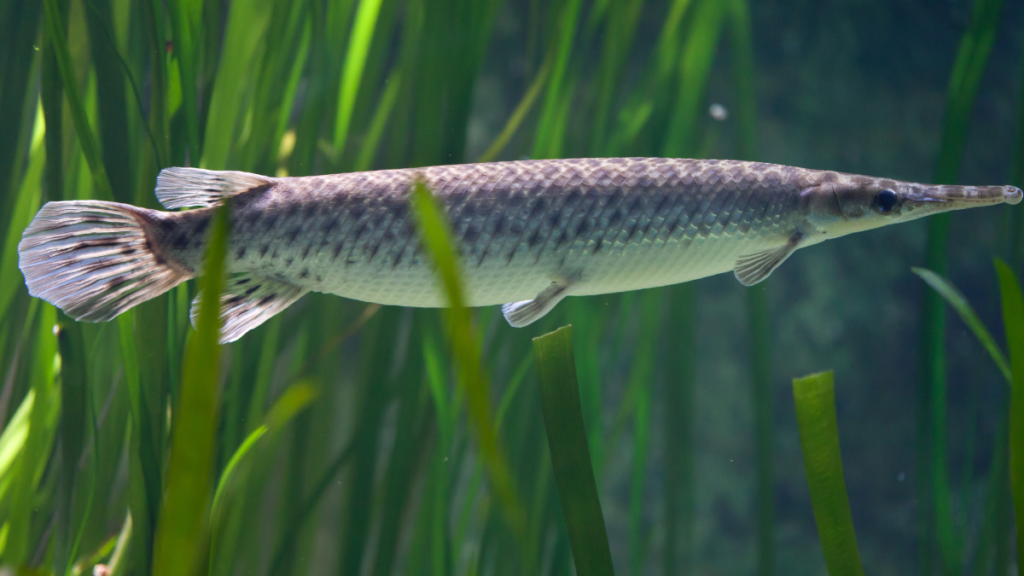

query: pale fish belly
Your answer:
[320,231,776,307]
[248,203,787,308]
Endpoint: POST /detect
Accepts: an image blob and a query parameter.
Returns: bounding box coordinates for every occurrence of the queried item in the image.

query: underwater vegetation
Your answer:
[0,0,1023,574]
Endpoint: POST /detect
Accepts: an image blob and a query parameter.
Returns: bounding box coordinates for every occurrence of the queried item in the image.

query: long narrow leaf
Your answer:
[792,371,866,576]
[5,304,58,566]
[151,202,229,576]
[0,104,44,325]
[332,0,385,157]
[533,325,614,576]
[919,0,1004,569]
[211,380,317,513]
[409,179,525,542]
[912,267,1011,383]
[41,0,113,199]
[201,0,273,169]
[353,70,402,172]
[477,58,551,164]
[994,259,1024,569]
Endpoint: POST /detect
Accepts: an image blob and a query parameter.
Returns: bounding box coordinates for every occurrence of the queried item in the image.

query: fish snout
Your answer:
[1004,186,1023,205]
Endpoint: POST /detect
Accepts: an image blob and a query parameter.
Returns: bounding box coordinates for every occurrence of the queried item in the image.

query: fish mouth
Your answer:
[906,185,1022,207]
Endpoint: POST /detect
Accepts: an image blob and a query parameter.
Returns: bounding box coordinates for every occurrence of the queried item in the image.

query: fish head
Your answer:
[800,172,1022,239]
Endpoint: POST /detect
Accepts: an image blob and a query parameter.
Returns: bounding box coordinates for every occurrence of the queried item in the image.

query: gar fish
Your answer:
[18,158,1022,342]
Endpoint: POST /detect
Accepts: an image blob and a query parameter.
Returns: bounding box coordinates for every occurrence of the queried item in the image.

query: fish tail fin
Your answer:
[18,200,190,322]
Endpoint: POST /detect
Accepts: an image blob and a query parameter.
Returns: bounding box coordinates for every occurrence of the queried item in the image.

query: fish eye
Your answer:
[876,189,898,213]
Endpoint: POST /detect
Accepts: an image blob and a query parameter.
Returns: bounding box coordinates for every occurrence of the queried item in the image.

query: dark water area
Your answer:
[469,1,1024,573]
[0,0,1022,574]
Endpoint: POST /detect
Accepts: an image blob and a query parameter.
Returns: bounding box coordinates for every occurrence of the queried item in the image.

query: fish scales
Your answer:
[19,156,1020,341]
[158,158,804,307]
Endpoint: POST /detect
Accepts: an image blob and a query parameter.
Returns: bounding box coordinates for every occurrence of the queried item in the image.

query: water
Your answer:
[0,0,1022,574]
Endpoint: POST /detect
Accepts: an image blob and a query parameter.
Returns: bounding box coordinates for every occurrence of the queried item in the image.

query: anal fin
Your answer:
[734,233,802,286]
[502,279,573,328]
[191,273,308,343]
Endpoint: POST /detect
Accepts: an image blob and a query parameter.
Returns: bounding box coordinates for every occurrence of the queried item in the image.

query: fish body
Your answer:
[18,157,1022,342]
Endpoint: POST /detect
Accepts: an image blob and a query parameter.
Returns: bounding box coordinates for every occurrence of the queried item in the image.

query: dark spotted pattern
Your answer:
[160,158,813,281]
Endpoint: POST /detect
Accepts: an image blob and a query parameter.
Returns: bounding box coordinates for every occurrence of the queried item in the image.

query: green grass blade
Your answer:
[0,391,34,498]
[533,325,614,576]
[663,0,726,158]
[727,2,773,573]
[211,380,317,513]
[589,0,645,155]
[336,307,398,576]
[477,57,551,164]
[331,0,385,158]
[151,202,229,576]
[919,0,1004,569]
[6,304,59,567]
[166,0,201,163]
[0,0,41,217]
[268,439,357,574]
[139,0,170,175]
[353,70,401,172]
[42,0,113,199]
[371,326,433,576]
[55,318,88,575]
[912,267,1011,383]
[652,0,693,86]
[201,0,272,169]
[424,333,451,450]
[993,259,1024,569]
[81,0,161,174]
[661,283,696,574]
[410,179,525,542]
[728,0,757,160]
[748,285,774,576]
[792,371,865,576]
[0,104,44,325]
[531,0,581,160]
[209,378,316,574]
[969,409,1009,576]
[82,0,133,202]
[627,292,661,576]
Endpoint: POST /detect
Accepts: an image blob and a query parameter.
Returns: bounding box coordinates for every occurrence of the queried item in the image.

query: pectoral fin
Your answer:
[191,273,309,343]
[502,279,573,327]
[734,233,802,286]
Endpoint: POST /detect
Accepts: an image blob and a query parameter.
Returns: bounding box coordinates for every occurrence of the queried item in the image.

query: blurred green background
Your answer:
[0,0,1022,574]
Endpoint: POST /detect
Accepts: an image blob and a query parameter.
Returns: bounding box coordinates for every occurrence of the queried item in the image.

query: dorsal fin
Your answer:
[155,167,272,210]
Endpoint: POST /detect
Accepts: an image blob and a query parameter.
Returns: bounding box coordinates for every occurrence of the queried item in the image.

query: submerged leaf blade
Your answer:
[792,371,866,576]
[152,203,230,576]
[994,259,1024,568]
[913,267,1011,383]
[533,325,614,576]
[409,179,525,542]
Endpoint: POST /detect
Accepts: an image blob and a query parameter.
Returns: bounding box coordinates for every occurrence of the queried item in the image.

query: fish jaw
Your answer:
[875,184,1022,233]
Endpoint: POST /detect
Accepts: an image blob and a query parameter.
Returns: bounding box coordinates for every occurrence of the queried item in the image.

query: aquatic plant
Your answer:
[915,263,1024,574]
[792,371,866,576]
[0,0,1018,574]
[533,325,614,576]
